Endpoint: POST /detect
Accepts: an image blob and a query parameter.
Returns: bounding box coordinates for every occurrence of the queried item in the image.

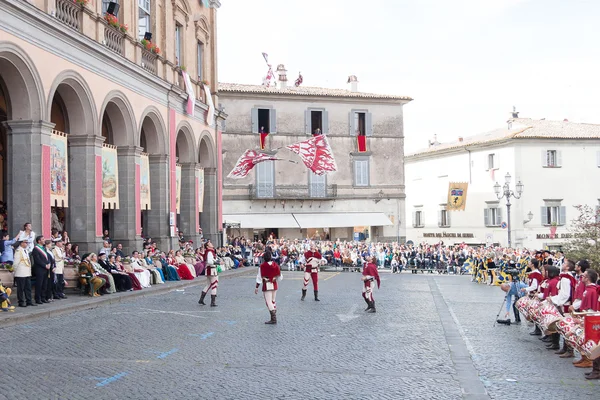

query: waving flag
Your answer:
[181,71,195,116]
[294,72,303,87]
[262,52,269,65]
[227,150,278,179]
[286,135,337,175]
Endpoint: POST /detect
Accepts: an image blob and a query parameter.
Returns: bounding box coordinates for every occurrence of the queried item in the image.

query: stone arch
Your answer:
[175,120,196,163]
[198,130,215,168]
[138,106,167,154]
[98,90,136,146]
[46,70,98,136]
[0,41,45,121]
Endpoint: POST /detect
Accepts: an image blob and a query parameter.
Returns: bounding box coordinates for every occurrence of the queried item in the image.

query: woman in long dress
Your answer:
[160,252,180,281]
[194,247,206,276]
[176,250,196,278]
[170,250,194,280]
[115,255,142,290]
[130,254,152,288]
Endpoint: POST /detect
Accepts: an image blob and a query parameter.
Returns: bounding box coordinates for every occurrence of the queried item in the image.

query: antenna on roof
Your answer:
[511,105,519,119]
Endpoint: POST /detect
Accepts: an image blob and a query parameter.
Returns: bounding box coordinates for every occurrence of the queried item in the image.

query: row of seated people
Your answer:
[77,249,217,296]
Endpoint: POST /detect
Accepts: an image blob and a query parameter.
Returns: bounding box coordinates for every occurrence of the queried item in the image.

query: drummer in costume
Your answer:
[198,242,218,307]
[573,269,598,369]
[521,258,544,336]
[255,251,282,324]
[547,260,576,351]
[301,243,322,302]
[537,265,558,343]
[362,256,381,313]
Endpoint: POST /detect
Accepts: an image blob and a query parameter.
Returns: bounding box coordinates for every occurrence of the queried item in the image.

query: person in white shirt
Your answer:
[53,240,67,299]
[17,222,36,254]
[13,240,34,307]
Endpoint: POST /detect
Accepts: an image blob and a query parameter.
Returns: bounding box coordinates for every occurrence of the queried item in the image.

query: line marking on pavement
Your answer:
[138,308,213,318]
[323,272,340,281]
[217,320,237,325]
[189,332,214,340]
[429,278,490,399]
[93,372,128,387]
[156,348,179,359]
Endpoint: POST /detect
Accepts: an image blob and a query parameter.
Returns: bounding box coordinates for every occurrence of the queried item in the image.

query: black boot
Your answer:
[530,325,542,336]
[265,310,277,324]
[496,319,511,325]
[541,335,552,342]
[363,295,371,311]
[301,289,307,301]
[366,300,376,313]
[555,339,568,355]
[314,290,320,301]
[546,333,560,350]
[198,291,207,305]
[210,295,217,307]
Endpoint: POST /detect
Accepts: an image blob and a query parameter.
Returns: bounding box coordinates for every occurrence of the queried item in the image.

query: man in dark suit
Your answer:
[31,235,50,304]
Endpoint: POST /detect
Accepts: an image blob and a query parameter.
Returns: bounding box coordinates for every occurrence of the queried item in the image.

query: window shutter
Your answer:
[559,206,567,225]
[495,154,499,169]
[354,160,360,185]
[270,109,277,134]
[251,108,259,134]
[557,150,563,167]
[446,211,451,227]
[484,209,489,226]
[541,150,547,167]
[363,160,369,186]
[366,112,373,136]
[322,110,329,134]
[349,111,356,135]
[438,210,442,227]
[597,151,600,167]
[541,206,548,225]
[412,211,417,227]
[305,110,310,134]
[496,207,502,225]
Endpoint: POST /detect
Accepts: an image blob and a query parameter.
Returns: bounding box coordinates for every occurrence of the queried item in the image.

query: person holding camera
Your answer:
[497,261,527,325]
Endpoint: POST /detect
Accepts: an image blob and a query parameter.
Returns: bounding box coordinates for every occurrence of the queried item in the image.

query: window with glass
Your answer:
[175,24,182,66]
[256,160,274,198]
[309,172,326,198]
[541,205,566,225]
[102,0,118,15]
[353,158,369,187]
[542,149,562,167]
[487,153,495,170]
[138,0,151,41]
[197,41,204,81]
[438,209,450,227]
[484,207,502,226]
[413,210,424,228]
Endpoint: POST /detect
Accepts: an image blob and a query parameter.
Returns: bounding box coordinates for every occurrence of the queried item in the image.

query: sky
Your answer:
[217,0,600,152]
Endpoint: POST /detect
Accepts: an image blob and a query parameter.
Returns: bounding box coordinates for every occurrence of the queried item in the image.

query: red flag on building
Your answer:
[294,72,303,87]
[285,135,337,175]
[260,133,269,150]
[357,135,367,152]
[227,149,278,179]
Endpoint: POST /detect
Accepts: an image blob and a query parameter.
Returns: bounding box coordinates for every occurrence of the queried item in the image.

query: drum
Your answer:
[564,326,586,350]
[583,314,600,360]
[557,316,581,337]
[539,302,562,333]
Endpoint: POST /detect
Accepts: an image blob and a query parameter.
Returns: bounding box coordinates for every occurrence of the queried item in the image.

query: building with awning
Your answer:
[219,73,410,243]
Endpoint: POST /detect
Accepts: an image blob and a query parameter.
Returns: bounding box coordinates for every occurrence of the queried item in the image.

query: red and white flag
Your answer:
[227,149,278,179]
[286,135,337,175]
[294,72,303,87]
[262,52,270,66]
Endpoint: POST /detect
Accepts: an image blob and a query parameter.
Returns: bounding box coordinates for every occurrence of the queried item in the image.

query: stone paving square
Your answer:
[0,271,597,399]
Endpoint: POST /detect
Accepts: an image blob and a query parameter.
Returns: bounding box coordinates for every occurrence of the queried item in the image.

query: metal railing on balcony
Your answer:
[104,26,124,56]
[56,0,82,32]
[248,184,337,200]
[141,48,158,75]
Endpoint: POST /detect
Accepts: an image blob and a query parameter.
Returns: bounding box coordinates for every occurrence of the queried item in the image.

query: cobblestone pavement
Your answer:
[0,271,597,400]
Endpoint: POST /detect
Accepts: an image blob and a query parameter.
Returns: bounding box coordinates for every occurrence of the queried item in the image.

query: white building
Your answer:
[405,118,600,249]
[218,72,412,242]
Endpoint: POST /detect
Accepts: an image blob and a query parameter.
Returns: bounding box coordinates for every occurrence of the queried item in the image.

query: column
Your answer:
[113,145,143,253]
[68,134,105,253]
[147,154,171,251]
[201,167,219,245]
[179,162,200,246]
[3,120,53,237]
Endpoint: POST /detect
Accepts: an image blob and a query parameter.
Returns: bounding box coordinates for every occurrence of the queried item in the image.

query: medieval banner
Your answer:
[176,164,182,214]
[447,182,468,211]
[197,168,205,213]
[50,130,69,207]
[140,153,151,210]
[101,144,119,209]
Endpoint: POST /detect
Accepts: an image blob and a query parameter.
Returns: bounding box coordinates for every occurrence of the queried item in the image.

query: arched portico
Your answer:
[175,121,200,245]
[198,131,219,244]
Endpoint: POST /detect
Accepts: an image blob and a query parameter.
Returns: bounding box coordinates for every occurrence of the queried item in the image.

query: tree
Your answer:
[562,204,600,272]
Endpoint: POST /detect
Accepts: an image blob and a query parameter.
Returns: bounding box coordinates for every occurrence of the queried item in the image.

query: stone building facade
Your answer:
[218,73,411,242]
[0,0,225,253]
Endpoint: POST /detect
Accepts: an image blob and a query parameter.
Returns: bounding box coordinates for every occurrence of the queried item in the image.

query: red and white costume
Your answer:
[202,248,218,295]
[571,274,587,311]
[580,284,599,311]
[256,261,282,312]
[303,250,321,291]
[539,276,559,300]
[362,262,381,303]
[551,273,576,313]
[525,270,543,293]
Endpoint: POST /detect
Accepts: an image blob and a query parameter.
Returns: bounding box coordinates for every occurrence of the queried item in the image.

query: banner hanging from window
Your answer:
[140,153,151,210]
[196,168,205,213]
[50,130,69,207]
[102,144,120,209]
[447,182,468,211]
[176,164,182,213]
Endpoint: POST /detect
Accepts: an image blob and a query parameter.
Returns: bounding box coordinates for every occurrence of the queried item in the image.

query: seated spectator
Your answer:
[115,255,142,290]
[137,252,164,284]
[194,247,206,276]
[170,250,194,280]
[144,251,165,283]
[158,252,180,281]
[91,253,116,294]
[78,255,105,297]
[104,254,133,292]
[130,252,152,288]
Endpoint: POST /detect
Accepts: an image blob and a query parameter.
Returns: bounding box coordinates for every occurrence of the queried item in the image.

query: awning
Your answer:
[222,214,300,229]
[293,213,393,228]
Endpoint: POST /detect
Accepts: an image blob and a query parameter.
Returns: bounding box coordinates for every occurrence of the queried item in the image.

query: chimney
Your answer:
[276,64,288,89]
[347,75,358,92]
[458,137,463,142]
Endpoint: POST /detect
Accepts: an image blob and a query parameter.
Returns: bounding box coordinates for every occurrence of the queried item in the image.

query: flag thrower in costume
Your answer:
[227,149,297,179]
[285,135,337,175]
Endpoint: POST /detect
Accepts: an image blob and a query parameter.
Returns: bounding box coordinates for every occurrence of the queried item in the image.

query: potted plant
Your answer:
[200,79,210,87]
[140,39,160,55]
[104,14,128,33]
[73,0,89,6]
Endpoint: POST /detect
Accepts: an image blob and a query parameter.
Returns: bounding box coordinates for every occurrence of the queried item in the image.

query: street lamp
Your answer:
[494,172,524,248]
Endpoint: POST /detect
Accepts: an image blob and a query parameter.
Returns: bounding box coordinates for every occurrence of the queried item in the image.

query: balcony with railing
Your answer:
[55,0,82,32]
[248,184,338,200]
[141,48,158,75]
[104,24,125,56]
